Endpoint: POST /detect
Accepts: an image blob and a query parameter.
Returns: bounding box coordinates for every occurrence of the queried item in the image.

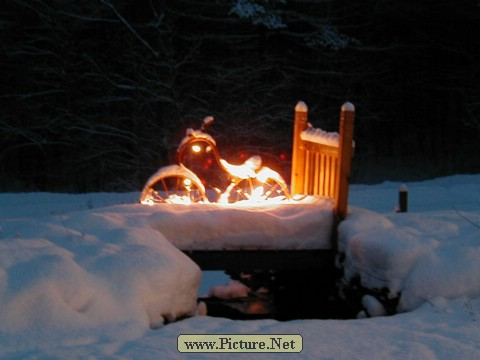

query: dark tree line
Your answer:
[1,0,479,192]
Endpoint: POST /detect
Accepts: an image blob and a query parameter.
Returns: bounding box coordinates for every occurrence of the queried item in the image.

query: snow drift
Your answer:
[0,174,478,358]
[339,191,480,312]
[0,206,201,346]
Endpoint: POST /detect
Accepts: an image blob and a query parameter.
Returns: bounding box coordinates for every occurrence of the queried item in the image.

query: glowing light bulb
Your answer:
[191,145,201,153]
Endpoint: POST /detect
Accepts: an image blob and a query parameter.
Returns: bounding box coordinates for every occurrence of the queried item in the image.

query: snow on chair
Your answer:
[291,101,355,221]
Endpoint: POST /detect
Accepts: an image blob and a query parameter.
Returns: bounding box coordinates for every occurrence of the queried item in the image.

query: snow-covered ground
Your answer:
[0,174,479,359]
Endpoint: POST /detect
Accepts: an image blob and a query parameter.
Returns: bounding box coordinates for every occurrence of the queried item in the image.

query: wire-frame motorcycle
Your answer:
[139,116,290,205]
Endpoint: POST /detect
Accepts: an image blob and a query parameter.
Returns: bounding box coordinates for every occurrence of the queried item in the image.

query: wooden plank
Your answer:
[304,149,311,194]
[332,157,338,199]
[334,102,355,221]
[325,155,331,197]
[313,152,320,195]
[330,156,337,198]
[182,250,335,271]
[291,103,309,195]
[303,141,339,158]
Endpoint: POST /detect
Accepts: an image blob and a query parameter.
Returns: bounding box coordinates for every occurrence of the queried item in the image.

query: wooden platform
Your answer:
[173,101,354,277]
[182,249,335,271]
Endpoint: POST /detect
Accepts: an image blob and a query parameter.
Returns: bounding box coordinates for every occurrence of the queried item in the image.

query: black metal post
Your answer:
[398,184,408,213]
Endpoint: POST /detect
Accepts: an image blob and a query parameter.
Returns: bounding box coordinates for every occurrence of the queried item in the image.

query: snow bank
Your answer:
[208,280,250,299]
[339,207,480,312]
[348,174,480,213]
[0,206,201,348]
[0,174,479,358]
[118,297,480,360]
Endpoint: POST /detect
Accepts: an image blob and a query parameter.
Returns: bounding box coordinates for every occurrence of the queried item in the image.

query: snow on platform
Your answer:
[147,196,334,250]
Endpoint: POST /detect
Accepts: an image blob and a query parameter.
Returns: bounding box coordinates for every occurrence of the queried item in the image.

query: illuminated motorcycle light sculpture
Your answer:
[140,116,290,205]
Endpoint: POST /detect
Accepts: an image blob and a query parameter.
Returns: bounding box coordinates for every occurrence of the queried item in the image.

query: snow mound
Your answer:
[339,207,480,312]
[0,207,201,346]
[208,280,250,299]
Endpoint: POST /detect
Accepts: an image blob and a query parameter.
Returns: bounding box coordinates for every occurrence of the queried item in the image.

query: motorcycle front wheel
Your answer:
[222,171,290,204]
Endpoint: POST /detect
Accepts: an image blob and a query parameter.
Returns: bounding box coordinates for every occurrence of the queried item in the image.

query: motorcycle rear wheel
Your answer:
[139,165,207,204]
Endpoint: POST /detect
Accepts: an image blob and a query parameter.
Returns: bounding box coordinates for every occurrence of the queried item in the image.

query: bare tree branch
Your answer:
[99,0,160,58]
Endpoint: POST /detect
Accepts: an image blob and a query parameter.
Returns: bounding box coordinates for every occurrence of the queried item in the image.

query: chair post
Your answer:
[334,102,355,221]
[291,101,309,195]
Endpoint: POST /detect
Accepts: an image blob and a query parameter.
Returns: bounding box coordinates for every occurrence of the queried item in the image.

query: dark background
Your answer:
[2,0,479,192]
